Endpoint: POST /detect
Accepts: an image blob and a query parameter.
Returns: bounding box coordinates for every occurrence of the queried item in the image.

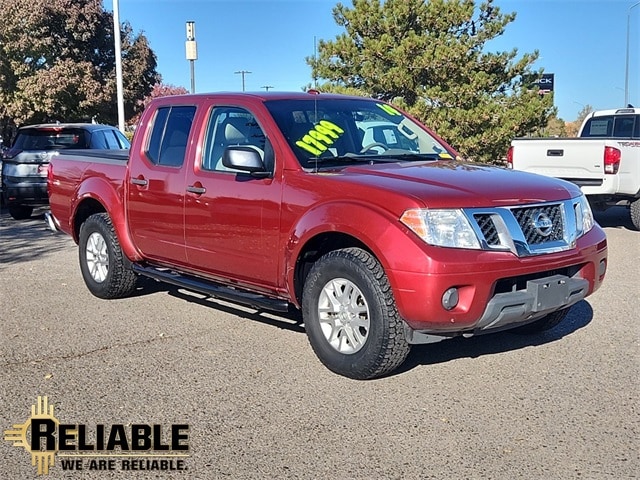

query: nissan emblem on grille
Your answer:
[533,212,554,237]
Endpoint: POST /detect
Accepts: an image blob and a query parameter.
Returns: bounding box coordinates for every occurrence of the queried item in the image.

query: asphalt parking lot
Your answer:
[1,206,638,479]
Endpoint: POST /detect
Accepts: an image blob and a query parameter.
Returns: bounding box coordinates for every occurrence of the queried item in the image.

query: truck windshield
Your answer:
[264,98,454,169]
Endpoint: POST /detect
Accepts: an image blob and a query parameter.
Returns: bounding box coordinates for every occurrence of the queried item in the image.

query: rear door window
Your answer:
[145,106,196,167]
[90,131,109,149]
[103,130,122,149]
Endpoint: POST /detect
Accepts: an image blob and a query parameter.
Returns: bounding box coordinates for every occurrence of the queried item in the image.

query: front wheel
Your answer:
[78,213,137,299]
[302,247,410,380]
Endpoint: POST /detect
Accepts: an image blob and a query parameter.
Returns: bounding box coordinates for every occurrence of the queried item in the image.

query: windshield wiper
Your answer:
[307,152,440,164]
[371,153,442,161]
[306,154,388,165]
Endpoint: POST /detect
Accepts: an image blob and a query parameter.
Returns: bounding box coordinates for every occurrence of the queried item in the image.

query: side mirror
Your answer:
[222,146,269,177]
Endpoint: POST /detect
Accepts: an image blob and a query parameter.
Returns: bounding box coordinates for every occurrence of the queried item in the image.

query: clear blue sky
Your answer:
[115,0,640,122]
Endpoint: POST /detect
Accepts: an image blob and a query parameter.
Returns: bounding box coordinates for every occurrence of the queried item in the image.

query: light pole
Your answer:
[234,70,251,91]
[113,0,125,132]
[261,85,274,91]
[624,1,640,106]
[185,21,197,94]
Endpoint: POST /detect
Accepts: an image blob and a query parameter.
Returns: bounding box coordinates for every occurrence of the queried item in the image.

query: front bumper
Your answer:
[389,226,607,340]
[474,274,588,331]
[404,274,590,344]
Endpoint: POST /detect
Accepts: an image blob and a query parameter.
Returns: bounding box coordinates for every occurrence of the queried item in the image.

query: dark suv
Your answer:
[1,123,130,219]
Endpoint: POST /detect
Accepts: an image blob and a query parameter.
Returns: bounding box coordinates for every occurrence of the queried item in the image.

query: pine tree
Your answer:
[308,0,555,164]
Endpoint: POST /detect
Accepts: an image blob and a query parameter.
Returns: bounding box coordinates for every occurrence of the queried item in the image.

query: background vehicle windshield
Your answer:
[264,98,453,168]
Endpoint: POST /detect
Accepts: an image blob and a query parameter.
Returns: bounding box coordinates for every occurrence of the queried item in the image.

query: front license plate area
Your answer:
[527,275,570,312]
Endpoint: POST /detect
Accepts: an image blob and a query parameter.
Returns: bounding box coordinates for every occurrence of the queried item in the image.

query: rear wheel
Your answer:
[78,213,137,299]
[8,204,33,220]
[630,198,640,231]
[302,247,410,380]
[509,308,570,334]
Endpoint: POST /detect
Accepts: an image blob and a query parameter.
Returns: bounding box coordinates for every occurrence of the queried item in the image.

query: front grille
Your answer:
[512,204,564,244]
[465,199,581,257]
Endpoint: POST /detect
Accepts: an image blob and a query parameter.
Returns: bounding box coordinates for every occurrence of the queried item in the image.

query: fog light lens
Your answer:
[442,288,459,310]
[599,259,607,277]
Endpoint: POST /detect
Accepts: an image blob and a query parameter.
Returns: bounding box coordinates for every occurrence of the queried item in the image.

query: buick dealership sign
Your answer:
[527,73,555,94]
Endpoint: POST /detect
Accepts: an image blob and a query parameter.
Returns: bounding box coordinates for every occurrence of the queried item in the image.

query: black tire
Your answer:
[630,198,640,231]
[8,204,33,220]
[509,307,570,334]
[78,213,137,299]
[302,247,410,380]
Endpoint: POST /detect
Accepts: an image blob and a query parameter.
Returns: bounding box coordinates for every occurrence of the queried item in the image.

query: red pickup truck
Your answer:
[47,92,608,379]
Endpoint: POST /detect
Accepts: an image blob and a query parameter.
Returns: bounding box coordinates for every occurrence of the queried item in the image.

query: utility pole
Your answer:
[261,85,274,91]
[185,21,198,94]
[113,0,125,132]
[234,70,252,91]
[625,2,640,106]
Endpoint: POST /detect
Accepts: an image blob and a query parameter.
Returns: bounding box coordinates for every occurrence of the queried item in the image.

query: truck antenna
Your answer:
[313,36,318,90]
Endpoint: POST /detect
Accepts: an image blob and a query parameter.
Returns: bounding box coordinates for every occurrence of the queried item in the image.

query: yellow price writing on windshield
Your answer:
[296,120,345,156]
[377,104,401,116]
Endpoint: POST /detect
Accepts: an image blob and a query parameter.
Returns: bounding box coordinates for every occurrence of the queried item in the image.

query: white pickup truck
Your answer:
[507,107,640,230]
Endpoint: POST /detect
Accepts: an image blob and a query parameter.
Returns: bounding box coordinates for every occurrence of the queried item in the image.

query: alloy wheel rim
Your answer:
[86,232,109,283]
[317,278,370,354]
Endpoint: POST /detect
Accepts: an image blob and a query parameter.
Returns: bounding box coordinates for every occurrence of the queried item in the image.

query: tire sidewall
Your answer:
[630,198,640,231]
[8,205,33,220]
[302,250,390,379]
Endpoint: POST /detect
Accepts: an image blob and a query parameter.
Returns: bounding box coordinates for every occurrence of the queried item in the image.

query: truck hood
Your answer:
[334,161,582,208]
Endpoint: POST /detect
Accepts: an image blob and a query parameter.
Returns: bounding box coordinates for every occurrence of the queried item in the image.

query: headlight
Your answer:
[400,208,481,249]
[575,194,594,236]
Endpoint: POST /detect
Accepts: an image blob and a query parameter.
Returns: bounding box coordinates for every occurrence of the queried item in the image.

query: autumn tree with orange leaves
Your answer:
[0,0,160,143]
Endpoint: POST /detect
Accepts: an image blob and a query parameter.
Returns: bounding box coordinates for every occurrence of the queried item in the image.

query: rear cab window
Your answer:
[581,114,639,139]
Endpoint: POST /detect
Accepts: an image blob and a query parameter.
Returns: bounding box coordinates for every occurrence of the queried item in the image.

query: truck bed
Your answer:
[48,149,130,238]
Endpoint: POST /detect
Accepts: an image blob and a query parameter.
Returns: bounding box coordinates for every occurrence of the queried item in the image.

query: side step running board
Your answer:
[132,264,290,313]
